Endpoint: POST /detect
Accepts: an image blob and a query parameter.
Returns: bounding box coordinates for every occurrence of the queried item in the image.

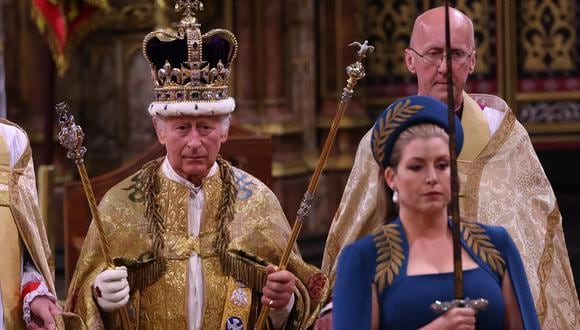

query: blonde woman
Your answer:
[333,96,539,329]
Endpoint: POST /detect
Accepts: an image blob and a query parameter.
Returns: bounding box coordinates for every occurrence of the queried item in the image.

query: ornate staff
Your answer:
[254,41,374,329]
[55,102,133,330]
[430,1,487,314]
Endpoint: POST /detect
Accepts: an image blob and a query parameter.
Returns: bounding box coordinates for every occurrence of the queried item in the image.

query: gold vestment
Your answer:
[0,119,56,329]
[322,93,580,328]
[66,158,328,329]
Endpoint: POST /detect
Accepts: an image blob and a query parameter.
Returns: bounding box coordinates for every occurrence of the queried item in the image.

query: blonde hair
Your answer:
[380,123,449,223]
[389,123,449,170]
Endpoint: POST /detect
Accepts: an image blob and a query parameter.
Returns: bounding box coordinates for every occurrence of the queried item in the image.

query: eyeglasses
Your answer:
[408,47,474,65]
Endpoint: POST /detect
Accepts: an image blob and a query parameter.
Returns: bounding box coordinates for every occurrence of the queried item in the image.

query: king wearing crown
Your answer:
[65,1,328,329]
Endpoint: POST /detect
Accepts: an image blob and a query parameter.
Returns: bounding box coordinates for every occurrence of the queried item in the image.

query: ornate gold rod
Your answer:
[55,102,133,330]
[255,40,374,329]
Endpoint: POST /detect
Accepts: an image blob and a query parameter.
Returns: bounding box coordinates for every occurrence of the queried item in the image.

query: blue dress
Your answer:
[333,218,540,329]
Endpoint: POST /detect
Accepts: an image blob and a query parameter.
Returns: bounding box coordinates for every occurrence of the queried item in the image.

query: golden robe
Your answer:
[66,158,328,329]
[322,93,580,328]
[0,119,56,328]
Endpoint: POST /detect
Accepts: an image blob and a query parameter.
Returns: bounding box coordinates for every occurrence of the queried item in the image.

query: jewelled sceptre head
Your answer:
[55,102,87,164]
[54,101,133,329]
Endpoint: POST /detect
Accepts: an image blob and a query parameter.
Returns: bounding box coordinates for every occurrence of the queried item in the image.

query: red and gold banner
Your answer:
[31,0,110,74]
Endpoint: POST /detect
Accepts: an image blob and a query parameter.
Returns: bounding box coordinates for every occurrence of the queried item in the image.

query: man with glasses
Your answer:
[403,7,478,120]
[408,48,474,65]
[315,6,580,329]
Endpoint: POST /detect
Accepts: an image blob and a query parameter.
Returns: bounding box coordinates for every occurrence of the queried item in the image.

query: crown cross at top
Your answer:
[175,0,204,17]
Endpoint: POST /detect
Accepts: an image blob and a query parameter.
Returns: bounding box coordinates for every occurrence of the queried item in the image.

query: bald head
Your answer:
[404,6,476,108]
[410,7,474,50]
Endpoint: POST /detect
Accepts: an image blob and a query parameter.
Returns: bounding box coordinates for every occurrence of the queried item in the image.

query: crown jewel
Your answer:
[143,0,238,116]
[175,0,204,16]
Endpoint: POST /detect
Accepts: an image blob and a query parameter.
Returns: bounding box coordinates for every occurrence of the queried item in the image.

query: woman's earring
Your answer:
[392,190,399,204]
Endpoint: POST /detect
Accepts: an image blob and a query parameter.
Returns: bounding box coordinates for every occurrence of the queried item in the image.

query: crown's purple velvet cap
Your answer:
[145,34,233,78]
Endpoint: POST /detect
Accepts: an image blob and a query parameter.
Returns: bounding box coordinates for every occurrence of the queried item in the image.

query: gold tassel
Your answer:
[222,250,269,292]
[115,159,167,291]
[114,253,165,292]
[215,156,269,292]
[119,156,268,293]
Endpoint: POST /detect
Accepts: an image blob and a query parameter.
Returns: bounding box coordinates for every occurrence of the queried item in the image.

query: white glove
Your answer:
[93,266,130,312]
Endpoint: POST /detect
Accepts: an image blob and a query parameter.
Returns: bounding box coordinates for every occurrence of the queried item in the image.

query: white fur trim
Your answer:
[148,97,235,117]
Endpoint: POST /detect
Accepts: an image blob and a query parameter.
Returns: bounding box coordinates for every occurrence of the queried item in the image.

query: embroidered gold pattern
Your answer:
[535,205,560,325]
[461,222,505,276]
[138,172,190,329]
[372,99,423,164]
[164,232,218,259]
[201,258,229,329]
[122,172,146,202]
[66,156,326,328]
[0,132,25,329]
[200,171,230,329]
[118,159,168,292]
[373,224,403,292]
[220,278,253,329]
[459,97,515,220]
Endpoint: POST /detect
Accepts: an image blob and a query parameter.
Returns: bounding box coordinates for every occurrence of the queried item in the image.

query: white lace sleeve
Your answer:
[21,254,57,327]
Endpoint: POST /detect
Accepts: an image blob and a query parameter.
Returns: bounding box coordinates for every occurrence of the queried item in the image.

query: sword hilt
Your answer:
[431,297,489,314]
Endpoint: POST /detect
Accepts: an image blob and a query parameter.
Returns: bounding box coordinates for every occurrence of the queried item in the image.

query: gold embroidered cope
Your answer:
[66,158,328,329]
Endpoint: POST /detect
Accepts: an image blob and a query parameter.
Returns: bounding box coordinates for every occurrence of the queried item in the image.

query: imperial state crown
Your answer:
[143,0,238,117]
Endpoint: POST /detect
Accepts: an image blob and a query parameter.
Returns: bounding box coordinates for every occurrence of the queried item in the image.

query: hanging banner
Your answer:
[31,0,110,75]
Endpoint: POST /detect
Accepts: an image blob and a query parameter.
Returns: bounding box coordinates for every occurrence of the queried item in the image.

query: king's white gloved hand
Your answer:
[93,266,130,312]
